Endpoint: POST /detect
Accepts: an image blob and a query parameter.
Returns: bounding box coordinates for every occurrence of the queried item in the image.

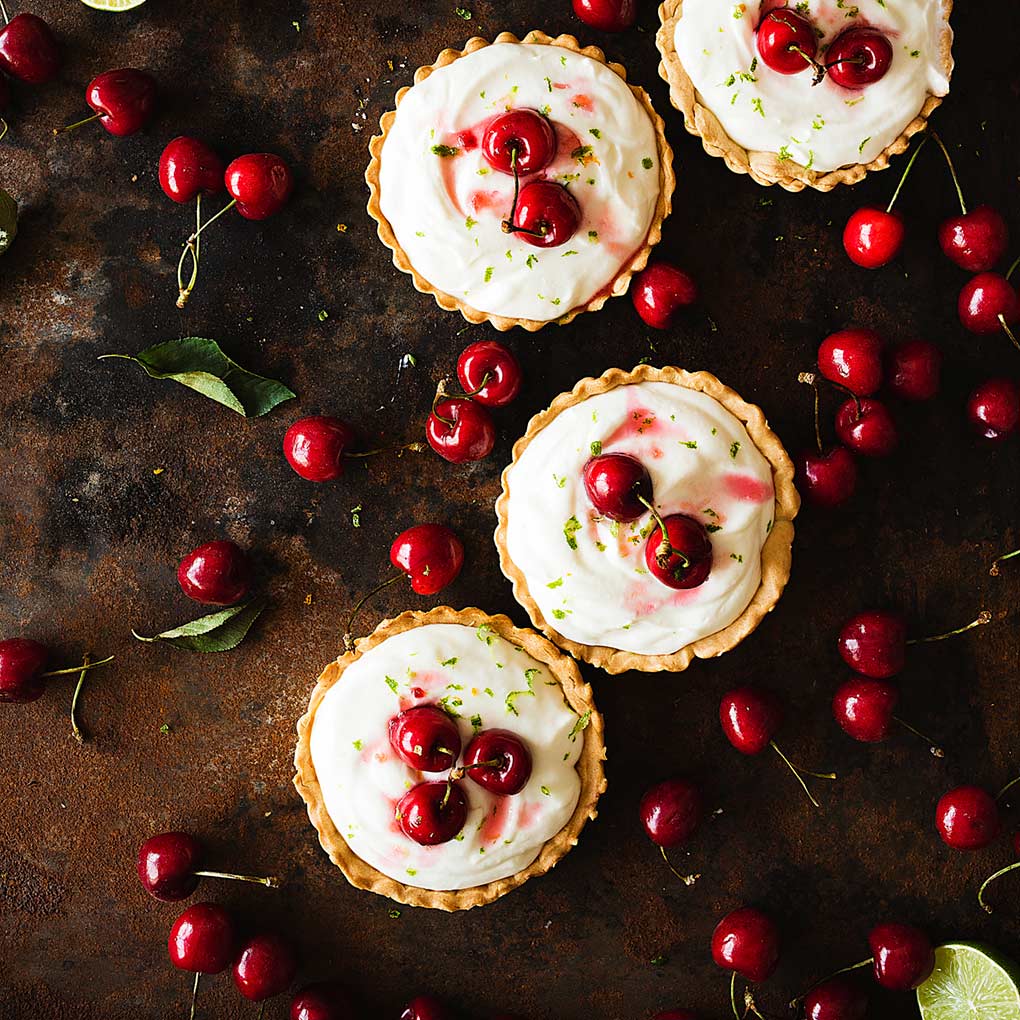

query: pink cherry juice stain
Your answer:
[722,472,773,504]
[468,189,506,215]
[361,737,389,766]
[479,795,513,844]
[518,801,543,830]
[571,93,594,113]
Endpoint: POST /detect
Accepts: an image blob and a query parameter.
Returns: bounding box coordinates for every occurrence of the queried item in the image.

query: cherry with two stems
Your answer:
[396,779,468,846]
[825,29,894,89]
[631,261,698,330]
[644,509,713,590]
[168,902,237,1020]
[426,395,496,464]
[54,68,157,138]
[711,906,780,1020]
[283,414,423,482]
[456,340,522,407]
[455,729,532,795]
[0,3,59,84]
[290,981,357,1020]
[388,704,461,773]
[571,0,637,33]
[756,8,817,76]
[832,677,944,758]
[482,108,555,176]
[639,777,703,884]
[499,143,580,249]
[233,932,298,1008]
[967,377,1019,441]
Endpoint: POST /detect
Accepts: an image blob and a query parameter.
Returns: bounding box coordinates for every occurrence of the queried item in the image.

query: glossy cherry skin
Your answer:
[958,272,1020,334]
[137,831,203,901]
[886,339,942,401]
[837,610,906,679]
[756,9,817,75]
[87,69,157,137]
[290,981,356,1020]
[159,136,225,204]
[0,14,60,85]
[168,902,236,974]
[938,205,1009,273]
[571,0,637,32]
[967,378,1019,441]
[457,340,522,407]
[233,933,298,1001]
[388,705,461,773]
[818,328,884,396]
[645,514,712,590]
[177,540,253,606]
[463,729,532,795]
[834,397,898,457]
[711,907,780,984]
[225,153,294,220]
[936,785,1001,851]
[720,687,782,756]
[868,922,935,991]
[426,398,496,463]
[511,181,581,248]
[796,447,857,509]
[396,781,468,846]
[826,29,893,89]
[832,678,897,743]
[639,778,703,848]
[843,207,904,269]
[283,415,355,482]
[400,996,455,1020]
[482,109,556,175]
[389,524,465,596]
[631,262,698,329]
[0,637,49,704]
[803,975,868,1020]
[582,453,652,522]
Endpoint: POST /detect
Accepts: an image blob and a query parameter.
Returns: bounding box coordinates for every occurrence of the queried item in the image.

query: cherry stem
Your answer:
[193,869,280,888]
[995,774,1020,802]
[342,574,402,652]
[53,112,103,137]
[658,845,699,886]
[0,1,8,25]
[893,717,944,758]
[500,146,546,240]
[69,654,91,744]
[789,44,825,85]
[790,959,872,1009]
[929,131,967,215]
[257,1003,266,1020]
[177,193,203,309]
[729,971,741,1020]
[906,610,992,645]
[450,757,502,781]
[997,314,1020,354]
[186,197,237,246]
[1006,255,1020,283]
[990,548,1020,576]
[886,134,929,214]
[440,775,454,811]
[41,654,114,678]
[978,860,1020,914]
[0,119,8,144]
[637,495,687,569]
[430,379,459,427]
[770,741,836,810]
[345,441,426,459]
[188,971,200,1020]
[436,371,492,402]
[797,372,826,453]
[798,371,861,415]
[743,988,766,1020]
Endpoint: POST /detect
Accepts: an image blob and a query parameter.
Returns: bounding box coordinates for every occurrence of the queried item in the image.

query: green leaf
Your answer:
[99,337,296,417]
[0,189,17,256]
[132,598,267,652]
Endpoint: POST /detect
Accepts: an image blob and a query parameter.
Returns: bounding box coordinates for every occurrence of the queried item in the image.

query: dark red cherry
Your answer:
[396,781,468,846]
[967,378,1019,440]
[938,205,1009,273]
[756,9,817,75]
[796,447,857,508]
[582,453,652,522]
[290,981,356,1020]
[462,729,532,795]
[283,416,356,481]
[645,514,712,590]
[510,180,581,249]
[834,398,897,457]
[168,902,236,974]
[389,523,465,596]
[711,906,780,984]
[837,610,906,679]
[886,339,942,401]
[138,831,202,901]
[843,207,904,269]
[225,153,294,220]
[803,975,868,1020]
[482,109,556,176]
[456,340,522,407]
[571,0,637,32]
[958,272,1019,335]
[0,13,60,85]
[832,678,897,743]
[936,785,1001,851]
[177,540,253,606]
[388,705,461,773]
[426,397,496,463]
[400,996,455,1020]
[159,136,225,204]
[639,777,703,848]
[652,1012,699,1020]
[868,922,935,991]
[631,262,698,330]
[233,933,297,1002]
[86,68,157,136]
[826,29,893,89]
[0,637,49,703]
[719,687,782,756]
[817,329,884,396]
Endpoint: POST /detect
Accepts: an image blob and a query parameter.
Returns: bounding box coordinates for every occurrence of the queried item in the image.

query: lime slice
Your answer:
[917,943,1020,1020]
[79,0,147,10]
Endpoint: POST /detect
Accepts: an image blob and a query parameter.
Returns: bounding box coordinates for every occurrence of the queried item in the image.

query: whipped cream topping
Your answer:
[673,0,952,171]
[309,623,587,891]
[504,381,776,656]
[378,42,661,322]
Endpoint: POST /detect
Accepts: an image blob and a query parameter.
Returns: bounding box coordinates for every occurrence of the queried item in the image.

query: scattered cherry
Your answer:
[225,153,294,220]
[817,329,884,396]
[400,996,455,1020]
[396,781,468,846]
[159,136,225,204]
[0,12,60,84]
[0,638,112,715]
[652,1012,698,1020]
[803,975,868,1020]
[456,340,522,407]
[390,523,465,596]
[283,416,356,481]
[756,8,817,76]
[482,108,556,176]
[958,272,1020,348]
[867,922,935,990]
[796,447,857,508]
[168,901,237,1019]
[177,540,253,606]
[233,932,298,1002]
[832,677,943,756]
[426,397,496,463]
[644,513,712,590]
[460,729,532,795]
[571,0,637,32]
[290,981,357,1020]
[711,906,780,984]
[388,705,461,773]
[640,778,702,848]
[506,180,580,249]
[56,68,157,137]
[886,339,942,401]
[843,207,904,271]
[631,262,698,330]
[583,452,653,522]
[834,398,897,457]
[825,29,893,89]
[936,784,1001,851]
[967,378,1019,440]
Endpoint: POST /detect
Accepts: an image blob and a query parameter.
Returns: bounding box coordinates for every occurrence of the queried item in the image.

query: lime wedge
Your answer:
[917,943,1020,1020]
[79,0,147,10]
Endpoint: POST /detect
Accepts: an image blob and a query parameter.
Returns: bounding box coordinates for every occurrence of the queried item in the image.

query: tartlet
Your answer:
[495,365,800,675]
[366,30,674,330]
[294,606,606,911]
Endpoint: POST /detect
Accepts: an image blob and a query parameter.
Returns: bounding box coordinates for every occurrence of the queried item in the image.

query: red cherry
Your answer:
[0,13,60,84]
[283,416,356,482]
[290,982,356,1020]
[426,397,496,463]
[832,678,897,743]
[388,705,462,773]
[817,329,884,396]
[462,729,532,795]
[711,906,780,984]
[225,153,294,220]
[639,777,703,848]
[886,339,942,401]
[137,831,202,901]
[233,933,298,1002]
[837,610,905,679]
[85,68,158,136]
[720,687,782,756]
[396,781,468,846]
[582,453,653,522]
[509,180,581,249]
[159,136,225,204]
[177,540,253,606]
[389,524,465,596]
[958,272,1019,335]
[400,996,455,1020]
[482,109,556,176]
[803,976,868,1020]
[842,207,904,269]
[834,398,897,457]
[756,9,817,75]
[795,447,857,508]
[456,340,522,407]
[571,0,637,32]
[631,262,698,329]
[936,785,1001,851]
[967,378,1019,440]
[168,902,236,974]
[826,29,893,89]
[0,637,49,703]
[868,922,935,991]
[652,1012,699,1020]
[938,205,1009,273]
[645,513,712,590]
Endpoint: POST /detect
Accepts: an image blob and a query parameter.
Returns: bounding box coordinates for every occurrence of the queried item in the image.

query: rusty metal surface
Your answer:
[1,1,1019,1017]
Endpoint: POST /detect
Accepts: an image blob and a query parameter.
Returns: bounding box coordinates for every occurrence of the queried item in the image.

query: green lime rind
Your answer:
[917,943,1020,1020]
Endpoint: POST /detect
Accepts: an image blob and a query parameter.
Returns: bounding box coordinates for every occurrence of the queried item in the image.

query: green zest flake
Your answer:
[595,540,607,552]
[351,504,362,527]
[845,96,865,107]
[777,145,792,162]
[388,909,401,918]
[588,230,599,242]
[441,656,458,667]
[562,250,578,257]
[544,76,552,92]
[569,710,591,741]
[446,683,464,691]
[318,309,329,322]
[541,786,551,796]
[480,90,486,99]
[766,519,773,534]
[805,150,815,171]
[454,6,472,19]
[431,144,459,157]
[732,3,746,17]
[484,687,494,697]
[563,515,582,550]
[910,48,920,57]
[724,73,736,87]
[711,427,718,435]
[505,250,512,260]
[477,167,490,176]
[159,723,171,736]
[731,553,744,563]
[439,695,463,717]
[609,520,620,538]
[706,524,722,533]
[680,440,697,449]
[589,128,601,139]
[751,97,764,117]
[812,114,825,130]
[730,441,741,458]
[540,104,552,117]
[571,144,594,161]
[524,668,541,685]
[650,954,667,967]
[550,297,561,306]
[471,713,483,732]
[526,254,537,269]
[641,157,654,170]
[477,623,495,646]
[505,683,536,716]
[590,440,602,456]
[406,868,417,877]
[465,216,477,230]
[553,473,566,488]
[795,0,809,9]
[547,577,564,589]
[454,832,465,841]
[415,230,425,237]
[858,136,871,154]
[385,676,399,694]
[552,608,569,620]
[484,266,494,283]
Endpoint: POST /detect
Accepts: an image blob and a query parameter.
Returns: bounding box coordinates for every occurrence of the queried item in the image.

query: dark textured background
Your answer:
[1,1,1019,1017]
